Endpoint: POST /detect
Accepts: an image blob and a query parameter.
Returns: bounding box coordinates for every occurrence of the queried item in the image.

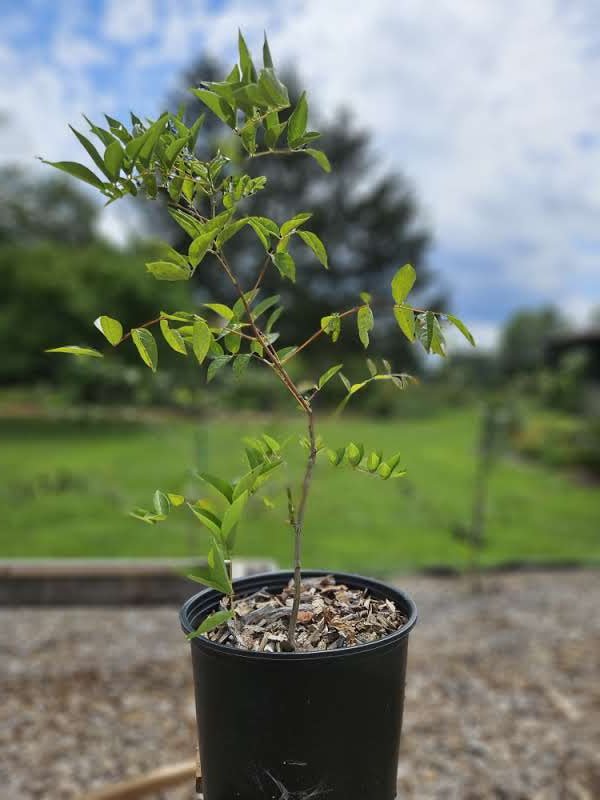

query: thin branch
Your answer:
[286,487,296,528]
[117,316,162,345]
[280,305,361,365]
[215,250,310,413]
[287,408,317,648]
[252,254,272,293]
[251,148,304,159]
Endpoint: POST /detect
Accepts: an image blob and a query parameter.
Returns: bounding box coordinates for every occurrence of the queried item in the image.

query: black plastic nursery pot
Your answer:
[180,570,417,800]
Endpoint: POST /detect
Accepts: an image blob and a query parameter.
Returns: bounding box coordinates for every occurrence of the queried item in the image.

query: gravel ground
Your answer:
[2,570,599,799]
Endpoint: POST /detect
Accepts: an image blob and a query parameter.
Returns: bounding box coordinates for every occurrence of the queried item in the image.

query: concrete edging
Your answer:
[0,558,277,606]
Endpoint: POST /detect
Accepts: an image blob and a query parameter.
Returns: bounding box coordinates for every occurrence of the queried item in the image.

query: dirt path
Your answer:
[2,570,598,799]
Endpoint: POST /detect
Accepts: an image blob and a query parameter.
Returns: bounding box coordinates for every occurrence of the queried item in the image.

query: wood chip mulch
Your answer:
[205,575,408,652]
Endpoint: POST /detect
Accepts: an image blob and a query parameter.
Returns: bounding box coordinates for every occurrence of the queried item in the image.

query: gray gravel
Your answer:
[2,570,599,799]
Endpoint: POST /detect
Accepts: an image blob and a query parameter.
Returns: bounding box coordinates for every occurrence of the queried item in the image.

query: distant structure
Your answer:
[546,329,600,415]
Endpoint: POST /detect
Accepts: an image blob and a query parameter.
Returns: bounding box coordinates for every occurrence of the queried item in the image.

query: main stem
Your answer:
[214,250,317,649]
[287,408,317,649]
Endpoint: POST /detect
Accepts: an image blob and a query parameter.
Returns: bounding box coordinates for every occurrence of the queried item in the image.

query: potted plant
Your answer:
[43,31,475,800]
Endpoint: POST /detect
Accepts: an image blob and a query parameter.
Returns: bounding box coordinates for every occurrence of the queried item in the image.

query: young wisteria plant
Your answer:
[44,32,474,650]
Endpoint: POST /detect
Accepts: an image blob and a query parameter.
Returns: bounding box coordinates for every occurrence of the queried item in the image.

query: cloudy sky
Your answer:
[2,0,599,347]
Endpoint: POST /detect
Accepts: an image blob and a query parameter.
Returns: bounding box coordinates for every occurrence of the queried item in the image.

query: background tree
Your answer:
[146,57,438,368]
[0,166,97,246]
[0,169,190,385]
[498,306,566,376]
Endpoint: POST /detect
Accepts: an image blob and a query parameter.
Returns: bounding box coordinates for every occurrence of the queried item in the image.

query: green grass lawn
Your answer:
[1,409,598,573]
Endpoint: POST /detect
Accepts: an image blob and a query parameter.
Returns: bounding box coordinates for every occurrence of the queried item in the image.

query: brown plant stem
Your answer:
[287,407,317,648]
[214,249,318,650]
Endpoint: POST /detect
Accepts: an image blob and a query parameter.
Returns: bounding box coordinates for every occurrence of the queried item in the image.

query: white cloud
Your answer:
[103,0,158,44]
[2,0,599,329]
[126,0,600,322]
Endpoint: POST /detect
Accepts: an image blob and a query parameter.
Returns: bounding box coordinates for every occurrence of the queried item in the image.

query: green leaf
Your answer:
[238,30,257,82]
[280,213,312,237]
[189,231,216,267]
[69,125,111,178]
[305,148,331,172]
[186,609,234,640]
[192,319,212,364]
[46,346,103,358]
[394,306,416,341]
[168,493,185,506]
[204,303,234,321]
[252,216,280,237]
[153,490,170,516]
[430,315,446,357]
[265,306,283,333]
[233,353,251,379]
[146,260,192,281]
[159,319,187,355]
[232,289,259,320]
[41,160,105,190]
[93,315,123,346]
[221,490,248,549]
[327,447,345,466]
[418,311,445,356]
[103,140,124,180]
[366,358,377,377]
[264,113,286,149]
[232,466,260,500]
[85,115,118,146]
[447,314,476,347]
[321,314,341,342]
[224,331,241,354]
[165,135,188,165]
[287,91,308,147]
[240,120,257,155]
[276,346,297,361]
[346,442,364,467]
[339,372,351,392]
[197,472,233,503]
[246,218,270,250]
[318,364,344,389]
[207,355,232,382]
[273,251,296,282]
[357,305,374,348]
[168,207,206,239]
[367,451,381,473]
[391,264,416,304]
[187,113,206,149]
[190,89,236,127]
[131,328,158,371]
[258,68,290,107]
[187,543,232,595]
[252,294,280,320]
[297,230,328,268]
[386,452,404,474]
[217,218,248,247]
[262,433,281,453]
[263,34,274,68]
[139,114,169,165]
[377,462,392,480]
[187,503,222,538]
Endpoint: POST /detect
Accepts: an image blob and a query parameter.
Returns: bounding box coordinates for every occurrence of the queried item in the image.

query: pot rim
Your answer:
[180,569,418,662]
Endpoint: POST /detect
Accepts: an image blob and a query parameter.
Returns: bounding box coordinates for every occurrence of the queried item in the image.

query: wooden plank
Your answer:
[80,759,198,799]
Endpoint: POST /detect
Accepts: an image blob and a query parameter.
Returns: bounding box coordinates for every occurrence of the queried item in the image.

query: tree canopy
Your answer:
[146,57,437,367]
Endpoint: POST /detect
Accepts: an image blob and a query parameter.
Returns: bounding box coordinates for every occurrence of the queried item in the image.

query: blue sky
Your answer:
[2,0,599,347]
